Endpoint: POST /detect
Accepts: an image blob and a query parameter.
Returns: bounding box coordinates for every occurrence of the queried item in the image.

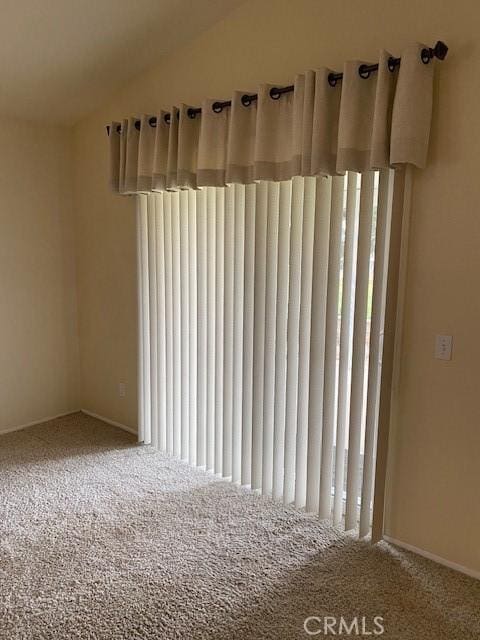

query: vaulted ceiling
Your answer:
[0,0,244,124]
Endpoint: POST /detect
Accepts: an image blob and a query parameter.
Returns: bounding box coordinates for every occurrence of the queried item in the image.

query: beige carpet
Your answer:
[0,412,478,639]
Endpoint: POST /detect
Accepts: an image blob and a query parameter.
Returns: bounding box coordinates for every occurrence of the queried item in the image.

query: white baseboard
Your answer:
[383,535,480,581]
[81,409,138,437]
[0,410,80,436]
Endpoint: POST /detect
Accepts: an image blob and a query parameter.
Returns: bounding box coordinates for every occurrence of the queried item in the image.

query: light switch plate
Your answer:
[435,335,453,361]
[119,382,126,397]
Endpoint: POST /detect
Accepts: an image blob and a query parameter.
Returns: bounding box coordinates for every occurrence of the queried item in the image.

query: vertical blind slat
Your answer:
[241,184,256,487]
[171,192,182,457]
[196,189,208,468]
[156,195,167,451]
[262,181,280,495]
[283,177,304,504]
[223,186,235,477]
[232,185,245,484]
[359,169,394,537]
[163,194,174,454]
[136,196,146,443]
[251,181,268,490]
[318,176,345,518]
[188,191,198,466]
[140,194,152,445]
[345,171,375,531]
[333,172,360,524]
[148,197,159,448]
[371,167,405,542]
[206,188,216,471]
[295,177,316,508]
[214,189,225,475]
[180,191,190,460]
[272,180,292,500]
[306,176,332,513]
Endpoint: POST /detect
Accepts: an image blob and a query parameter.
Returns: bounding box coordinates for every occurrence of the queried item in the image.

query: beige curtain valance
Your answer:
[109,43,435,194]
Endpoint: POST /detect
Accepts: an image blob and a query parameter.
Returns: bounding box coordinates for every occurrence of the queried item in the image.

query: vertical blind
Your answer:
[137,170,394,536]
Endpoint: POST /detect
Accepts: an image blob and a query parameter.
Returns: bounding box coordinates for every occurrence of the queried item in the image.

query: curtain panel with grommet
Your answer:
[108,42,440,193]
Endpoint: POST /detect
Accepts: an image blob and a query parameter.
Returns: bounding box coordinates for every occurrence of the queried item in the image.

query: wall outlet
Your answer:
[435,335,453,361]
[118,382,126,397]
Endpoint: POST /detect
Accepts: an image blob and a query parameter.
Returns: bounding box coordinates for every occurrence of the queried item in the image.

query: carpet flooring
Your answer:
[0,412,478,639]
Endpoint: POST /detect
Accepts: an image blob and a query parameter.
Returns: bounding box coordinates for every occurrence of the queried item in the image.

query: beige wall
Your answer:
[0,119,79,432]
[72,0,480,572]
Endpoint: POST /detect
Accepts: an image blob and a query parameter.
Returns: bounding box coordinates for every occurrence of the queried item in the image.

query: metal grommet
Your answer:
[434,40,449,61]
[212,102,223,113]
[164,113,171,125]
[269,87,281,100]
[387,57,397,72]
[241,94,252,107]
[421,47,432,64]
[148,116,157,128]
[358,64,370,79]
[187,108,196,119]
[328,72,338,87]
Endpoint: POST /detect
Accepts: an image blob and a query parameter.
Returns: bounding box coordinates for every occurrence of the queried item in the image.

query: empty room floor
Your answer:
[1,413,478,639]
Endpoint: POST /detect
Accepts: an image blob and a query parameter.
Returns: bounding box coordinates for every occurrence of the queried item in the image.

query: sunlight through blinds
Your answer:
[137,169,394,535]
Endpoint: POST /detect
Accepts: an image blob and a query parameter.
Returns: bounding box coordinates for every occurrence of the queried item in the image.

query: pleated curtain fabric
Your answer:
[136,170,395,534]
[109,43,433,194]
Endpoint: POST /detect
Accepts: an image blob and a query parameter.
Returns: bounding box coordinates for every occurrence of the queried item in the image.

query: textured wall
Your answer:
[72,0,480,572]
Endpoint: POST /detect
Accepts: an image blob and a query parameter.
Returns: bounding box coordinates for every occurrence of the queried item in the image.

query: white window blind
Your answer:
[137,170,394,535]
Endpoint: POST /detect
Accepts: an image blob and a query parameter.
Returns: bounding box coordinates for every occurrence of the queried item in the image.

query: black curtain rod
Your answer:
[106,41,448,135]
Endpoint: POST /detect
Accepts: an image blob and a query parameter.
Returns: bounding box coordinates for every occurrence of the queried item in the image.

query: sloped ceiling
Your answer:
[0,0,244,124]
